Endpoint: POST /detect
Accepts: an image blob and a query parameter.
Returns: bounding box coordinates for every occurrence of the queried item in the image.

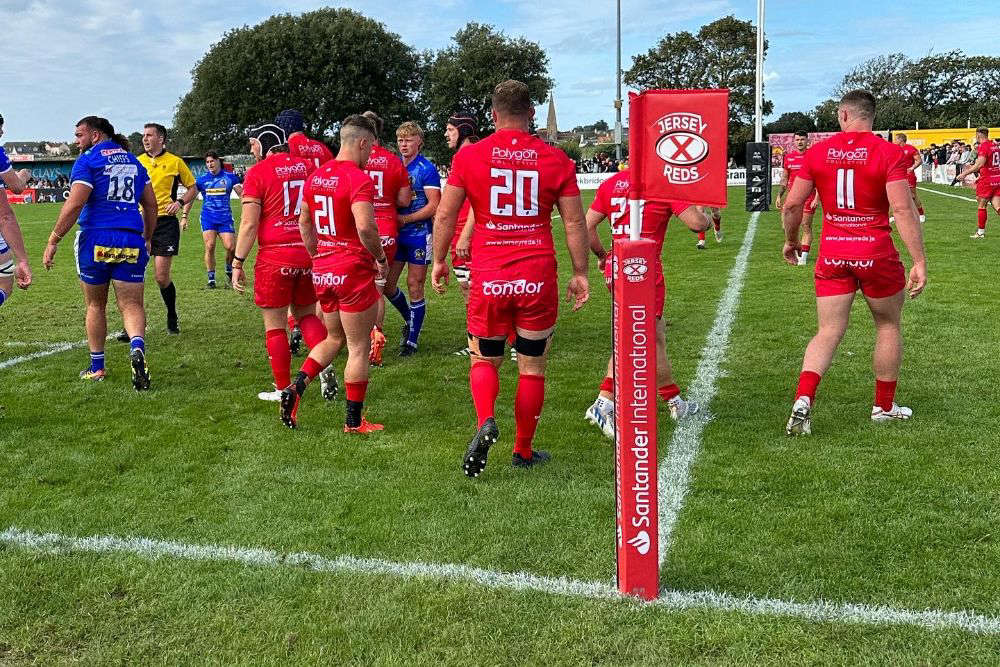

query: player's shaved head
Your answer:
[492,79,533,117]
[341,114,377,144]
[895,132,907,142]
[977,127,989,138]
[838,90,876,122]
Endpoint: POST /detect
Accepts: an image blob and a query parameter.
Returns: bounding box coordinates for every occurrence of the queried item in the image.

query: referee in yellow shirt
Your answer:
[138,123,196,334]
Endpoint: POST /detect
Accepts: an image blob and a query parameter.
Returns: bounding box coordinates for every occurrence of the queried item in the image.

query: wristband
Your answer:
[376,256,388,264]
[234,255,246,263]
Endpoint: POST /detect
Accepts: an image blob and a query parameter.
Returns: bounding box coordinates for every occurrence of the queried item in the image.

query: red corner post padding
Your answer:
[628,88,729,208]
[612,237,659,601]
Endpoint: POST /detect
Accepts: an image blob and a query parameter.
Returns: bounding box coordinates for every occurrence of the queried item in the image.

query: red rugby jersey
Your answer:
[447,128,579,271]
[288,132,334,170]
[242,153,314,266]
[799,132,907,260]
[304,159,376,264]
[977,140,1000,186]
[364,143,408,237]
[590,169,689,273]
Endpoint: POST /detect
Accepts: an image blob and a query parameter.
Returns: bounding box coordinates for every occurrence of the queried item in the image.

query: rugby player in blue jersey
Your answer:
[42,116,158,390]
[0,113,33,305]
[383,121,440,356]
[194,151,243,288]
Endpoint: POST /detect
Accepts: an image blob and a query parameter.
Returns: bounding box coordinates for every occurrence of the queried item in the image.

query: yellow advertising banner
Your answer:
[894,127,1000,148]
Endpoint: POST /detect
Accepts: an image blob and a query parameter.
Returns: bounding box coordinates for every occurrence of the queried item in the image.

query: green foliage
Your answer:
[763,112,816,136]
[813,50,1000,130]
[421,23,551,164]
[173,8,422,153]
[557,138,581,163]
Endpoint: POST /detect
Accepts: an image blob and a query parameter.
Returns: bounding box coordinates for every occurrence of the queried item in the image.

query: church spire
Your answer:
[545,95,558,143]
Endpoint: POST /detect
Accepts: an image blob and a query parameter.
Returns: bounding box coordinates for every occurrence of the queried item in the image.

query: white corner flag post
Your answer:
[612,177,660,600]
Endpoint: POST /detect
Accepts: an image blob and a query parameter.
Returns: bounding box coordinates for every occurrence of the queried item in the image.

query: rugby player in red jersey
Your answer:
[775,130,819,265]
[782,90,927,435]
[231,124,332,402]
[432,79,591,477]
[361,110,412,367]
[276,109,335,355]
[276,109,334,169]
[892,133,926,223]
[444,110,479,355]
[955,127,1000,239]
[281,114,388,432]
[583,169,710,438]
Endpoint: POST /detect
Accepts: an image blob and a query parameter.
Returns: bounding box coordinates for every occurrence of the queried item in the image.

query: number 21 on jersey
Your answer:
[311,195,336,235]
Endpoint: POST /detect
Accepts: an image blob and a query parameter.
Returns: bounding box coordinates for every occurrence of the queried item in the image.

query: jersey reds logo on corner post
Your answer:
[622,256,649,282]
[654,113,710,185]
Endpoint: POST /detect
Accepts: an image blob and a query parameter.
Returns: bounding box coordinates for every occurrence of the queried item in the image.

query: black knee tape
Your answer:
[514,334,550,357]
[472,334,506,358]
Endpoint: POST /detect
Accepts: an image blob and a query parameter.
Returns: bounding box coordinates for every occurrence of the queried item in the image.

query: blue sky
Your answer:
[1,0,995,142]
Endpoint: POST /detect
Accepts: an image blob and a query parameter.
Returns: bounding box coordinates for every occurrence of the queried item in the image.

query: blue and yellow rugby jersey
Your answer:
[195,170,241,224]
[69,140,149,233]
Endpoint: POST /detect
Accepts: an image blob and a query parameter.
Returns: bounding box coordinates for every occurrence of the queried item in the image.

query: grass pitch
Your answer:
[2,185,999,662]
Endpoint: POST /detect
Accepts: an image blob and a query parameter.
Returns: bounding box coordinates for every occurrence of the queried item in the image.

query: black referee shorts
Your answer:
[151,216,180,256]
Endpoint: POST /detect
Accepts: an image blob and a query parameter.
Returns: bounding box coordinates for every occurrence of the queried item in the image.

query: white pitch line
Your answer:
[0,333,122,370]
[4,526,1000,636]
[917,186,977,203]
[658,212,760,564]
[0,340,82,370]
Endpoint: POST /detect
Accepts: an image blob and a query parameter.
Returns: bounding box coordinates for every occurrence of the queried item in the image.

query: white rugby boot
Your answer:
[668,396,700,421]
[871,403,912,422]
[786,396,812,436]
[584,399,615,439]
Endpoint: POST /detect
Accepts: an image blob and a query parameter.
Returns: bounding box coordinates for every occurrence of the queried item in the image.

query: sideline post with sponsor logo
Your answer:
[612,89,729,600]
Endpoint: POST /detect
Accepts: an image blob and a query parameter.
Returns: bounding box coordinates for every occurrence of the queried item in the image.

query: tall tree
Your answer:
[421,23,551,163]
[625,16,772,157]
[174,8,422,153]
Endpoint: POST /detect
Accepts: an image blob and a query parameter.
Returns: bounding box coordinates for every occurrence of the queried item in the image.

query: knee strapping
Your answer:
[473,334,506,358]
[514,334,550,357]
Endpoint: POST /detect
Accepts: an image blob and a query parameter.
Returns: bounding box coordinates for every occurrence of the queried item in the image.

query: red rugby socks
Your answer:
[875,379,897,412]
[514,374,546,459]
[470,362,500,428]
[298,313,327,349]
[795,370,822,402]
[978,208,988,230]
[658,383,681,402]
[265,328,291,389]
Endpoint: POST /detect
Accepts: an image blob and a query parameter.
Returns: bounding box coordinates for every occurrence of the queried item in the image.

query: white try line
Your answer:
[659,212,760,564]
[4,526,999,636]
[917,186,977,203]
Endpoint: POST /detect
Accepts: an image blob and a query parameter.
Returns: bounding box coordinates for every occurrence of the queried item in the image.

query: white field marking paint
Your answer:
[4,526,1000,636]
[0,341,81,370]
[917,186,977,203]
[658,212,760,565]
[0,333,121,370]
